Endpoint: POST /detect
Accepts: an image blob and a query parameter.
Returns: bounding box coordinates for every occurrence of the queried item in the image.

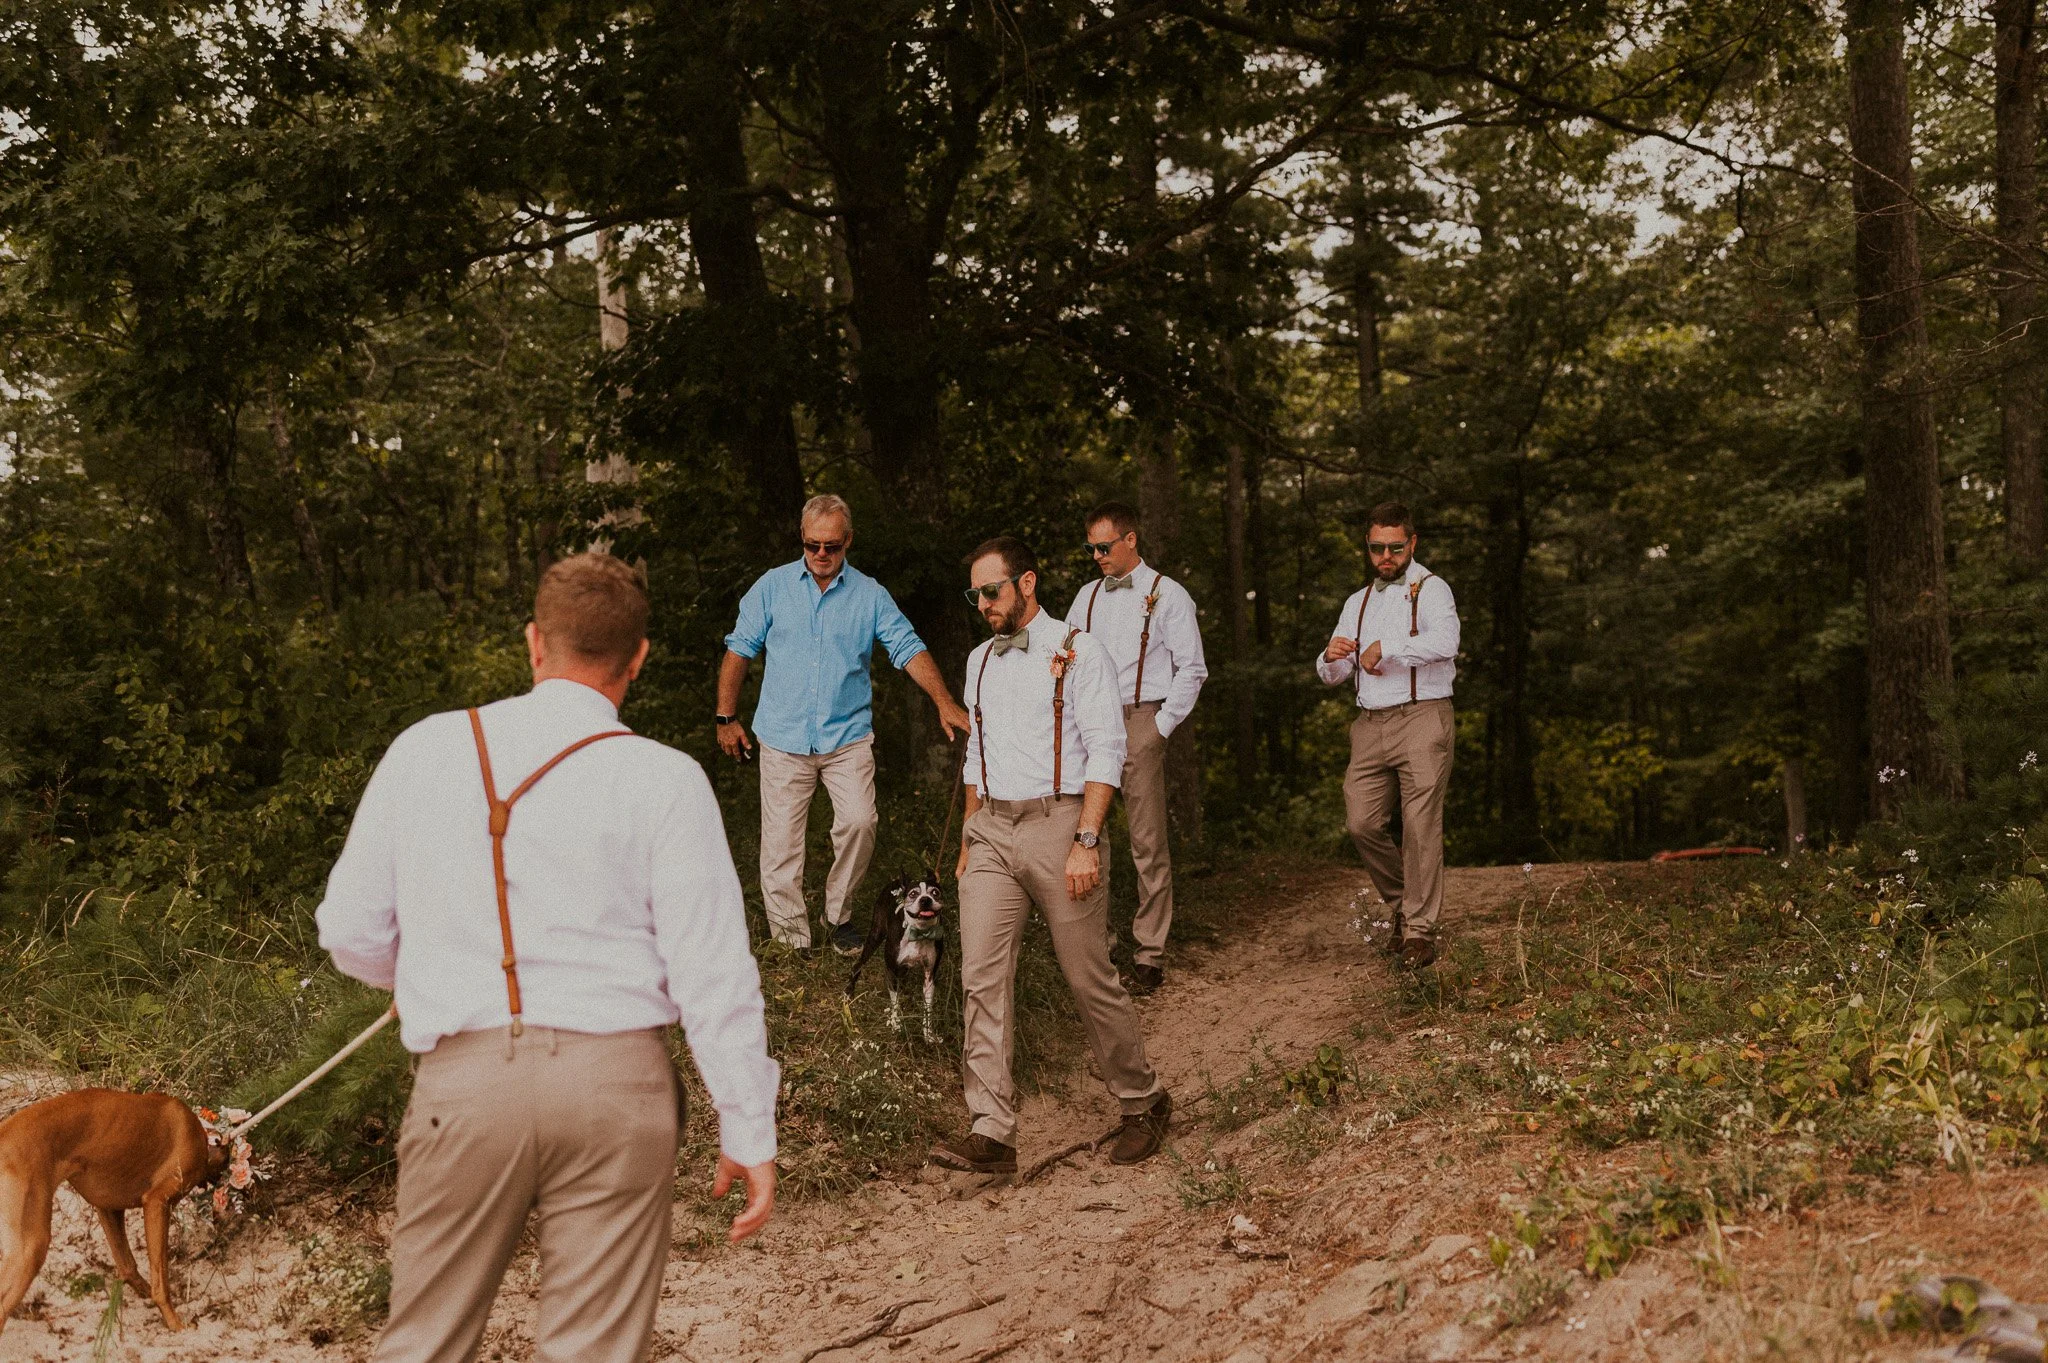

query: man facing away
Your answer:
[1315,501,1462,969]
[1066,500,1207,992]
[316,552,780,1363]
[718,494,972,954]
[932,536,1171,1176]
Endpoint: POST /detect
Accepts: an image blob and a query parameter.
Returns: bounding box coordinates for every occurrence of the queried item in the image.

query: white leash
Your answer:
[228,1004,398,1141]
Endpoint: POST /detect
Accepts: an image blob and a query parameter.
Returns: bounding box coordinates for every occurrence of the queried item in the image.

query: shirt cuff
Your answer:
[1153,711,1179,741]
[717,1114,779,1168]
[722,633,763,660]
[1315,653,1352,685]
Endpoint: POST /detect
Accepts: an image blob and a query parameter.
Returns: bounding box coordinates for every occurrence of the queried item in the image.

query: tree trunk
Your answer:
[679,55,807,540]
[264,393,328,607]
[1355,263,1380,459]
[1781,756,1809,856]
[587,229,643,530]
[1485,487,1539,856]
[190,430,254,600]
[1845,0,1963,815]
[1137,422,1203,843]
[498,441,525,605]
[1247,444,1285,775]
[1223,432,1256,796]
[1994,0,2047,567]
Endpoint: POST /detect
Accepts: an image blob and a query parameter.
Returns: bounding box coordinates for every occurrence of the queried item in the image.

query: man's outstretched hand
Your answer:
[937,697,972,740]
[712,1153,777,1243]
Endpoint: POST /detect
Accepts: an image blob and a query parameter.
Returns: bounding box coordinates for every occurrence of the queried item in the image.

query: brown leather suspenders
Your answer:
[1086,573,1167,706]
[971,627,1083,799]
[466,708,632,1036]
[1352,574,1433,706]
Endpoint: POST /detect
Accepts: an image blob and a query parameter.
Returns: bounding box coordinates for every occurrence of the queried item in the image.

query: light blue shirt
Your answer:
[724,560,928,756]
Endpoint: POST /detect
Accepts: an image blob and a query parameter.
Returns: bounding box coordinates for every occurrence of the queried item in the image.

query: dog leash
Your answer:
[228,1004,397,1141]
[931,735,969,876]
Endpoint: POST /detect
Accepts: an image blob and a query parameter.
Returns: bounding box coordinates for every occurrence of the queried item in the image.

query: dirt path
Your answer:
[3,861,2039,1361]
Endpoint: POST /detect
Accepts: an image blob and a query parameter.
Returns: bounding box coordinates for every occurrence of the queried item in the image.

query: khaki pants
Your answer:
[959,797,1162,1146]
[758,736,878,947]
[1342,699,1454,941]
[1119,703,1173,968]
[373,1027,680,1363]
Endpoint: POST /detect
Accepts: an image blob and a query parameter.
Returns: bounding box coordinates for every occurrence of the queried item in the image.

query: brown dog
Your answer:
[0,1088,229,1333]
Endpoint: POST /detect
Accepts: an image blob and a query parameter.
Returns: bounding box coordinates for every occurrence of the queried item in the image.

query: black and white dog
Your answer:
[845,873,946,1041]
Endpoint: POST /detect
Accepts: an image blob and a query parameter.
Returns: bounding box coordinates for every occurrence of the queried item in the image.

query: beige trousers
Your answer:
[1119,703,1173,967]
[1342,699,1454,940]
[758,736,878,946]
[959,797,1162,1146]
[373,1027,680,1363]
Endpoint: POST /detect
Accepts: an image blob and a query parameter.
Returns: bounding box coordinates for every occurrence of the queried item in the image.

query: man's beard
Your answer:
[984,604,1022,635]
[1377,560,1405,579]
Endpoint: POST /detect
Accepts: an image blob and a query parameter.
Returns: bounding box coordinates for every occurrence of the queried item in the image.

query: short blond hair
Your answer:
[534,553,648,675]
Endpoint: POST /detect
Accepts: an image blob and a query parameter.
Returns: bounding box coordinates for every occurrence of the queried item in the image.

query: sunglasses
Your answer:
[1085,537,1128,557]
[802,540,846,556]
[1366,540,1410,557]
[963,575,1020,605]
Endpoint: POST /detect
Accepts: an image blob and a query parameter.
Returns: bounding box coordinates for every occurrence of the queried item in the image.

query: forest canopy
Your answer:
[3,0,2046,933]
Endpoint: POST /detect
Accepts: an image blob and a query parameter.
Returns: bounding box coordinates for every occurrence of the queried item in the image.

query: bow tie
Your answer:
[1102,573,1135,592]
[991,629,1029,657]
[1373,576,1404,593]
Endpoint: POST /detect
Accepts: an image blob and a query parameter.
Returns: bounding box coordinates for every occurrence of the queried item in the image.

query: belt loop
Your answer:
[504,1025,515,1061]
[547,1027,559,1057]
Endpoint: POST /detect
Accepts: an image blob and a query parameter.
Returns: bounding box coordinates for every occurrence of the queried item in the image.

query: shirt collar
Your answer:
[794,558,858,597]
[531,676,623,724]
[990,606,1059,656]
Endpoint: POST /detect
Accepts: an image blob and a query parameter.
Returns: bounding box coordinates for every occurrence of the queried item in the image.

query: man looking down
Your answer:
[1316,501,1462,969]
[317,552,779,1363]
[933,536,1171,1176]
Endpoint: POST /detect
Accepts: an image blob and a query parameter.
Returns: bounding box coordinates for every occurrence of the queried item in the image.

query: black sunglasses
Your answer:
[1366,540,1409,557]
[803,539,846,555]
[1085,535,1129,557]
[963,575,1020,604]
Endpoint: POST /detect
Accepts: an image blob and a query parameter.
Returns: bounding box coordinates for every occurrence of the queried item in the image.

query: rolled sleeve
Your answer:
[1072,635,1127,788]
[723,577,771,660]
[1317,591,1367,686]
[874,585,928,670]
[650,769,780,1166]
[316,743,406,990]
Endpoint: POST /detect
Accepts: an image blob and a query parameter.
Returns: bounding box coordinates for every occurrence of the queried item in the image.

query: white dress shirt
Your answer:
[1067,560,1208,738]
[1316,560,1461,710]
[315,678,780,1166]
[962,609,1127,800]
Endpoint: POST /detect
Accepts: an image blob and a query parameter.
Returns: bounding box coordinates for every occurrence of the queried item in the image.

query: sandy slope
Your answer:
[3,860,2039,1362]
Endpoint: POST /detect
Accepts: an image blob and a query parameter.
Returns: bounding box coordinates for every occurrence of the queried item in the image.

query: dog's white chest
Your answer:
[896,936,938,969]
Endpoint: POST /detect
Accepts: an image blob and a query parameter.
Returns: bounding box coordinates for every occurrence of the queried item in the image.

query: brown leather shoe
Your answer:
[1399,937,1437,969]
[1380,911,1405,953]
[1130,963,1164,994]
[1109,1092,1172,1165]
[930,1132,1017,1174]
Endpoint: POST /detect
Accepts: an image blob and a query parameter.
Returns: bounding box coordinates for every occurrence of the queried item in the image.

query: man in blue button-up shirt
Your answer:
[717,495,971,953]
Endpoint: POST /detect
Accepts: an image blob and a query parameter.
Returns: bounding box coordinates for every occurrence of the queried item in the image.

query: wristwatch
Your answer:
[715,714,738,726]
[1074,828,1100,849]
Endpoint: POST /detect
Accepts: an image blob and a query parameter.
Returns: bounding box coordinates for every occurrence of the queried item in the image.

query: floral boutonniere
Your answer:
[1049,628,1081,681]
[197,1106,263,1216]
[1141,586,1161,620]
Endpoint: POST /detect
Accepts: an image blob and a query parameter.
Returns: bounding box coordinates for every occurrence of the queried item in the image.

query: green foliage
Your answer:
[1280,1043,1353,1109]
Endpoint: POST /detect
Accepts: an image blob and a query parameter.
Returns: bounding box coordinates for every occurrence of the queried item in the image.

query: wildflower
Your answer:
[1878,766,1907,785]
[1902,848,1919,864]
[2023,751,2040,773]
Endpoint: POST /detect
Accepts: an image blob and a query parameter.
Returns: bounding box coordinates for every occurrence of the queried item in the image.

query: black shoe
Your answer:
[1130,964,1164,995]
[1110,1092,1172,1165]
[930,1132,1018,1174]
[1399,937,1437,969]
[830,922,864,957]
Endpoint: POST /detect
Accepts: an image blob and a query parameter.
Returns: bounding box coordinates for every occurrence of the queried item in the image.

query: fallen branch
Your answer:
[960,1337,1027,1363]
[885,1291,1006,1338]
[1017,1125,1123,1184]
[792,1297,931,1363]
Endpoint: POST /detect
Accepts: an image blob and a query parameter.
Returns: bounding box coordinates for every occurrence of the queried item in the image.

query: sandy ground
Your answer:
[3,860,2042,1361]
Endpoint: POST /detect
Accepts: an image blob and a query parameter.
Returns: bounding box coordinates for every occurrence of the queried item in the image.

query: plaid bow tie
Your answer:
[991,629,1029,657]
[1102,573,1135,592]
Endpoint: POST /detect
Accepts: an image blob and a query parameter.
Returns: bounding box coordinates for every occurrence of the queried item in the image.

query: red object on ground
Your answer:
[1650,847,1768,862]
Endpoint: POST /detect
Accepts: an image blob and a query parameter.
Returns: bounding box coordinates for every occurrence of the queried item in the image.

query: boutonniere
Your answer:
[1141,587,1161,619]
[1049,627,1081,680]
[198,1106,263,1216]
